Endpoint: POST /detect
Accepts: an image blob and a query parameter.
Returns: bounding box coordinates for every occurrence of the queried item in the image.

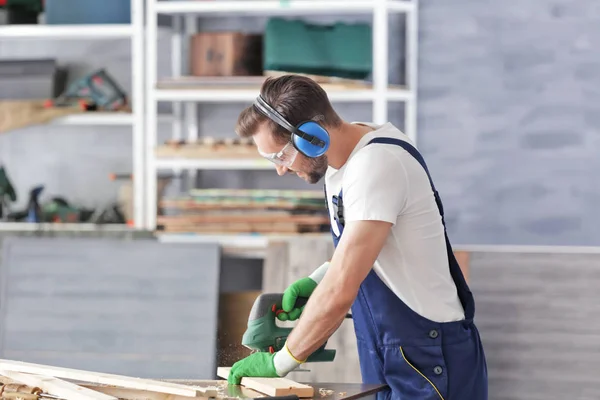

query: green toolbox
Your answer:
[264,17,372,80]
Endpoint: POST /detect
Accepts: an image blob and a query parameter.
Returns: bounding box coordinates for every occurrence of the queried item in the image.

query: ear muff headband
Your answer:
[254,95,296,134]
[253,95,330,158]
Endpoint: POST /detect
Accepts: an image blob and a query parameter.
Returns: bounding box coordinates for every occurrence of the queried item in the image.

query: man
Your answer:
[227,75,488,400]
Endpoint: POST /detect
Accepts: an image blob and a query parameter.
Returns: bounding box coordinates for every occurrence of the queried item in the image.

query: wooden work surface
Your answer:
[168,380,387,399]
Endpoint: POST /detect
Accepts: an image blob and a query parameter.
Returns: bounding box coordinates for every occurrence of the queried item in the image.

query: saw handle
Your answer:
[272,296,308,318]
[247,293,309,321]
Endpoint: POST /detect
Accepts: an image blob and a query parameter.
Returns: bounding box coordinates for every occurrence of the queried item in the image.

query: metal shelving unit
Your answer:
[145,0,419,231]
[0,1,146,228]
[0,24,134,38]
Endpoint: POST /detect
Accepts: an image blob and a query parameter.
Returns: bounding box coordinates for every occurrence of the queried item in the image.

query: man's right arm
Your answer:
[308,260,330,284]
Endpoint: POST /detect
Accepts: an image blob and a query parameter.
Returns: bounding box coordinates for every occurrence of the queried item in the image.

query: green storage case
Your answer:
[264,18,372,80]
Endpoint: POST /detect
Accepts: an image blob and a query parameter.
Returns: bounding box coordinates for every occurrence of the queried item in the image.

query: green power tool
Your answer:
[241,293,337,363]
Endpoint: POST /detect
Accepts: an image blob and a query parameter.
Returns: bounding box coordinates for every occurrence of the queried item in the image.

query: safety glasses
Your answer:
[257,140,299,168]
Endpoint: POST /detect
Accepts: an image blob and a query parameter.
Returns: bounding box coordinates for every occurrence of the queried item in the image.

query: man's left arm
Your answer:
[227,219,392,384]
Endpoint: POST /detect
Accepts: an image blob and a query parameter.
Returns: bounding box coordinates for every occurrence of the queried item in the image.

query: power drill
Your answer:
[45,69,127,111]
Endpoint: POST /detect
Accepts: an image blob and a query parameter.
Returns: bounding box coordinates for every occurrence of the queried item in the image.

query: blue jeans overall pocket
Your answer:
[383,344,449,400]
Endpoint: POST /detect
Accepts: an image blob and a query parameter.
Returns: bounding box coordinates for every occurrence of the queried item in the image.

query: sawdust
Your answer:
[216,343,251,367]
[319,388,335,397]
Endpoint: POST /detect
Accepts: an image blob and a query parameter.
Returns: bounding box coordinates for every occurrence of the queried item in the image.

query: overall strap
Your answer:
[367,137,445,225]
[367,137,475,320]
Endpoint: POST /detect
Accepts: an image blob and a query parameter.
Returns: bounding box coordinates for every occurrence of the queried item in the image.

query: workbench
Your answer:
[169,380,387,400]
[0,361,387,400]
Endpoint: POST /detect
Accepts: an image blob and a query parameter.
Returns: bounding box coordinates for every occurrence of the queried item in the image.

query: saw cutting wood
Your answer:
[0,360,385,400]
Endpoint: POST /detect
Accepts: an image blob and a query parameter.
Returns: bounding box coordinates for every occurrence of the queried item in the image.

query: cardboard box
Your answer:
[190,32,263,77]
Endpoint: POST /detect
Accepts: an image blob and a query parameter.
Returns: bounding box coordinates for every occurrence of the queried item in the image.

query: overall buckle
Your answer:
[332,195,345,226]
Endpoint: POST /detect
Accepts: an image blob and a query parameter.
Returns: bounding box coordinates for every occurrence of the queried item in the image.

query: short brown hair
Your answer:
[235,75,342,144]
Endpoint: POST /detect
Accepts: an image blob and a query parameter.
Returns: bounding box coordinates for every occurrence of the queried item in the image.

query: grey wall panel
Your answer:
[0,237,221,379]
[417,1,600,246]
[469,251,600,400]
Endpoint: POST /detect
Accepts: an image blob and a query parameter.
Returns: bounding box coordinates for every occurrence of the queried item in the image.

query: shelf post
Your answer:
[184,15,199,192]
[171,16,184,142]
[372,0,389,125]
[405,0,419,144]
[131,0,145,229]
[145,0,158,230]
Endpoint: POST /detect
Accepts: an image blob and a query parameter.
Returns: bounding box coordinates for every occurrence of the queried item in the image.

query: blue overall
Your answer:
[325,137,488,400]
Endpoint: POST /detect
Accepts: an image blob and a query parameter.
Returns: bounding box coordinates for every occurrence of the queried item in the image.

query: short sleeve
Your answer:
[341,146,409,225]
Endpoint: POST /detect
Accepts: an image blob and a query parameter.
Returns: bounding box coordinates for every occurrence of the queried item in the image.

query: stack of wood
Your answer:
[155,137,259,159]
[0,359,221,400]
[0,359,318,399]
[158,189,329,234]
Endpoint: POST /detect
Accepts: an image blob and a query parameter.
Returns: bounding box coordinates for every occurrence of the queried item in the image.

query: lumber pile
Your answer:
[0,359,317,399]
[158,189,329,234]
[0,359,221,400]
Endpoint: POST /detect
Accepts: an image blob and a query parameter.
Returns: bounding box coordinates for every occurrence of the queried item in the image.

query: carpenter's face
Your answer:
[253,123,328,184]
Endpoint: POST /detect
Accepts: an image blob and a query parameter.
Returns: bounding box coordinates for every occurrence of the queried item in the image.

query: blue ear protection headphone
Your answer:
[253,95,330,158]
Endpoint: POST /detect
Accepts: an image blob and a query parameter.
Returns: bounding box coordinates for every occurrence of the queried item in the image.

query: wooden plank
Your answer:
[0,360,213,397]
[155,144,258,159]
[159,200,324,211]
[157,213,329,224]
[80,385,211,400]
[0,371,117,400]
[216,367,314,398]
[156,76,406,91]
[159,222,304,234]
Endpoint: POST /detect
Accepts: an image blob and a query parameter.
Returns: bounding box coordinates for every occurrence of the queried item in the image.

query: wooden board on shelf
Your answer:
[157,208,330,234]
[156,75,405,91]
[155,142,258,159]
[160,199,324,211]
[264,70,371,87]
[159,222,327,235]
[161,189,325,212]
[217,367,314,398]
[157,212,329,225]
[0,100,83,133]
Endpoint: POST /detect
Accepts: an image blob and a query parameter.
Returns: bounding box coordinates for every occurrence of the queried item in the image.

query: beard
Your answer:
[304,154,329,184]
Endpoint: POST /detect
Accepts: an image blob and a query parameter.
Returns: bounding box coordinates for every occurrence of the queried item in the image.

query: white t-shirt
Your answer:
[323,122,465,323]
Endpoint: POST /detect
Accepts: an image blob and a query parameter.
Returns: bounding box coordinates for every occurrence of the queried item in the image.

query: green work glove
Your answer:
[277,276,318,321]
[227,352,278,385]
